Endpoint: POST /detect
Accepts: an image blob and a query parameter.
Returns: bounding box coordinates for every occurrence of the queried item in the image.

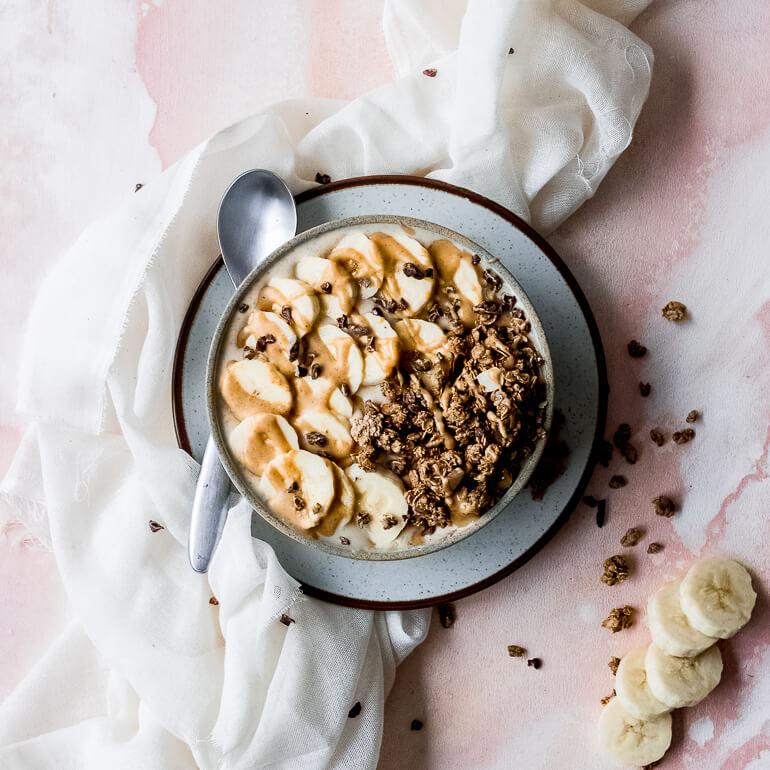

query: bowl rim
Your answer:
[206,214,554,561]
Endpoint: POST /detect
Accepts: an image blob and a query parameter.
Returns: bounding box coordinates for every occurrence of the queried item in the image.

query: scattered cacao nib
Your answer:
[471,253,481,265]
[339,536,351,545]
[320,281,332,294]
[597,440,613,467]
[650,429,665,446]
[647,542,664,554]
[609,475,627,489]
[582,495,599,507]
[601,555,630,586]
[508,47,515,54]
[134,182,144,192]
[620,443,638,465]
[310,362,322,379]
[662,300,687,321]
[620,527,644,547]
[280,305,292,323]
[410,719,424,731]
[356,511,371,527]
[305,431,328,447]
[238,303,249,313]
[596,499,607,528]
[337,314,349,329]
[600,690,616,705]
[287,481,299,493]
[673,428,695,444]
[438,603,455,628]
[315,172,331,185]
[293,496,305,510]
[653,496,676,518]
[148,520,164,532]
[312,502,322,514]
[243,346,256,360]
[483,269,503,289]
[527,658,542,669]
[383,515,399,530]
[422,68,437,77]
[608,657,621,675]
[627,340,647,358]
[686,409,699,423]
[288,340,300,362]
[296,365,308,378]
[507,645,526,658]
[639,382,651,397]
[403,262,428,279]
[613,424,631,448]
[348,702,361,718]
[256,336,268,352]
[371,306,383,316]
[209,596,219,605]
[340,383,351,397]
[280,613,295,626]
[602,605,634,633]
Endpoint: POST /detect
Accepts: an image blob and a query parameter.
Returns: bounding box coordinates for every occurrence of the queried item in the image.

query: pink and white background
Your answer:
[1,1,769,768]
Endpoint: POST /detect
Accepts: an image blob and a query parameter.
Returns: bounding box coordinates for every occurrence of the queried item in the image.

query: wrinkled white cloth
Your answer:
[0,1,652,768]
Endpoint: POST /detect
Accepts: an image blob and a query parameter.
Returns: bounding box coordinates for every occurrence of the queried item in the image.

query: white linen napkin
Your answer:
[0,1,652,768]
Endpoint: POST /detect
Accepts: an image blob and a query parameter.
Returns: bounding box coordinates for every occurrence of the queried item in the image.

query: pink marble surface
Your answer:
[2,2,769,768]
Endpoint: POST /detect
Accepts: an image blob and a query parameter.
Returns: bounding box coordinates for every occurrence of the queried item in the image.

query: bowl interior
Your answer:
[207,214,554,560]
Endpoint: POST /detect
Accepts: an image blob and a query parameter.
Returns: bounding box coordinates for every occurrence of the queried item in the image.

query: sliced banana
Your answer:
[679,558,756,639]
[293,376,353,419]
[220,359,292,420]
[314,464,356,537]
[295,256,358,320]
[371,231,435,315]
[259,449,336,530]
[615,647,672,720]
[430,239,484,305]
[477,367,504,393]
[394,319,447,358]
[329,231,385,298]
[648,579,717,658]
[237,310,298,376]
[228,414,299,476]
[346,464,408,547]
[645,643,723,709]
[598,698,672,768]
[258,277,319,337]
[293,409,353,460]
[361,312,400,386]
[317,325,364,393]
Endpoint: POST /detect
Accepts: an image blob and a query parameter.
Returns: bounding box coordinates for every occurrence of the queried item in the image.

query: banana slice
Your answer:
[220,359,292,420]
[293,409,353,460]
[258,277,319,337]
[259,449,336,530]
[361,312,400,386]
[317,325,364,393]
[477,367,504,393]
[314,464,356,537]
[346,464,408,547]
[294,376,353,419]
[615,647,672,720]
[679,558,756,639]
[394,319,447,358]
[237,310,298,376]
[295,256,358,319]
[648,579,717,657]
[228,414,299,476]
[329,231,385,298]
[598,698,672,767]
[430,239,484,306]
[371,232,435,315]
[645,643,723,709]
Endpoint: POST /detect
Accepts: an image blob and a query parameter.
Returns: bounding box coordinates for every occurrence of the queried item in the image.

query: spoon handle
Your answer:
[188,437,231,573]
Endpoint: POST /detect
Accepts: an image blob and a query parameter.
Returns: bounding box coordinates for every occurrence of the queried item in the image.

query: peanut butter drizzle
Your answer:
[368,232,430,304]
[428,239,478,326]
[262,454,316,530]
[304,327,356,388]
[236,311,294,376]
[241,416,296,476]
[313,469,350,537]
[320,260,357,314]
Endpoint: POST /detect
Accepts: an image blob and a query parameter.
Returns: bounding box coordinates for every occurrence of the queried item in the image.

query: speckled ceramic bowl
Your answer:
[206,215,554,560]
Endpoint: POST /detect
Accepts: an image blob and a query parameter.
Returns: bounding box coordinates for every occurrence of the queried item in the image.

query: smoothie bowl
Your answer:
[206,215,553,560]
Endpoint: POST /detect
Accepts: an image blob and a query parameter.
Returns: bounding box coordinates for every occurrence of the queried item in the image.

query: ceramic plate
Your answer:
[173,176,607,609]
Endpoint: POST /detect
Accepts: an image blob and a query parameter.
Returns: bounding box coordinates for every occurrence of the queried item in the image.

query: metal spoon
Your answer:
[188,169,297,573]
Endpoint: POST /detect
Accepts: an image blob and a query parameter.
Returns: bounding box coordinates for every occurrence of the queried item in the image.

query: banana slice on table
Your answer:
[615,647,672,720]
[598,698,672,767]
[293,409,353,460]
[679,557,756,639]
[228,414,299,476]
[346,464,408,547]
[371,232,435,315]
[430,239,484,306]
[317,325,364,393]
[645,643,723,709]
[314,464,356,537]
[220,359,292,420]
[648,579,717,658]
[237,310,298,376]
[295,256,358,319]
[329,231,385,298]
[361,312,400,386]
[259,449,336,530]
[258,277,319,337]
[394,319,447,359]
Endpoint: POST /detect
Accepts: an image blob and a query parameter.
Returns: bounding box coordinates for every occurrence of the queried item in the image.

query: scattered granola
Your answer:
[507,645,526,658]
[438,603,455,628]
[653,496,676,518]
[647,542,664,554]
[596,499,607,528]
[209,596,219,606]
[627,340,647,358]
[602,606,634,633]
[613,424,639,464]
[609,475,627,489]
[620,527,644,547]
[673,427,695,444]
[608,657,621,675]
[314,172,331,185]
[600,690,616,705]
[639,382,651,397]
[601,555,630,586]
[280,614,295,626]
[649,429,666,447]
[422,68,438,77]
[527,658,542,669]
[148,520,164,532]
[410,719,424,731]
[662,300,687,321]
[348,702,361,718]
[686,410,699,423]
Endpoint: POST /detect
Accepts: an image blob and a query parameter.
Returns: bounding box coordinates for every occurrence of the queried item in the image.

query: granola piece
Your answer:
[627,340,647,358]
[673,428,695,444]
[507,645,526,658]
[686,410,699,423]
[602,606,634,633]
[662,300,687,321]
[620,443,638,464]
[608,657,621,675]
[315,172,331,185]
[601,555,630,586]
[410,719,424,731]
[609,475,627,489]
[653,496,676,518]
[649,429,666,446]
[613,424,632,448]
[526,657,542,669]
[639,382,651,397]
[438,603,455,628]
[596,499,607,528]
[148,520,164,532]
[600,690,616,705]
[647,542,664,554]
[620,527,644,547]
